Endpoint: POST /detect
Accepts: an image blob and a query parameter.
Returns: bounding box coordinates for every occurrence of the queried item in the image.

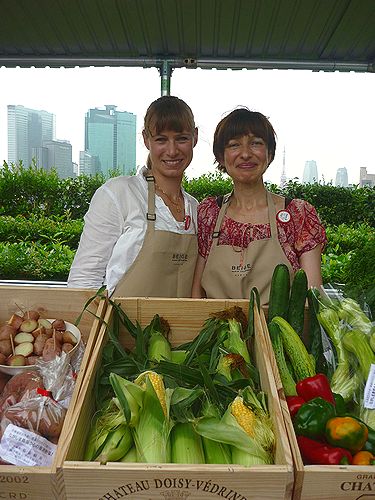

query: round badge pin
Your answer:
[276,210,291,224]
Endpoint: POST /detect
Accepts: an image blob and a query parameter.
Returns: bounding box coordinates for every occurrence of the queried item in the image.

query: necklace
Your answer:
[155,182,184,213]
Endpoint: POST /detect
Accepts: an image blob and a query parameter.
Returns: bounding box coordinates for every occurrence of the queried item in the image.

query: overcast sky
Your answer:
[0,66,374,185]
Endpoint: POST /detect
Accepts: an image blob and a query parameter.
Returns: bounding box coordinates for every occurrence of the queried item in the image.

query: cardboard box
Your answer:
[259,306,375,500]
[0,286,106,500]
[61,298,294,500]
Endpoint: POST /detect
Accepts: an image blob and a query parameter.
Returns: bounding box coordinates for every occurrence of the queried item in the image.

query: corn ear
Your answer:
[133,371,172,463]
[171,422,205,464]
[231,396,257,437]
[170,350,187,364]
[84,400,125,461]
[135,370,168,416]
[84,423,108,461]
[120,445,138,462]
[224,319,251,363]
[216,353,246,381]
[96,424,133,464]
[202,436,231,464]
[109,373,143,426]
[231,446,270,466]
[195,416,270,464]
[148,331,172,362]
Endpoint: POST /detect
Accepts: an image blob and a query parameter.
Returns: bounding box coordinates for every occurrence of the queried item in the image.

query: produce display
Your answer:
[85,303,275,466]
[0,310,79,370]
[268,263,375,466]
[0,307,82,466]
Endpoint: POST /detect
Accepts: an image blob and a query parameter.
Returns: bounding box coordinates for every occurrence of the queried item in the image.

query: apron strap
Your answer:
[212,192,232,240]
[145,175,156,227]
[267,191,278,239]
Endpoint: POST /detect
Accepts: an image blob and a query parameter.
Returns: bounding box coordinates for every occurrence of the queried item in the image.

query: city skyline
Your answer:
[0,66,374,184]
[4,101,372,185]
[3,100,373,185]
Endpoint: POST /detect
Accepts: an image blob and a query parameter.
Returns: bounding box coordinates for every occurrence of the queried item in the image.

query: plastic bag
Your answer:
[0,348,83,465]
[312,286,375,427]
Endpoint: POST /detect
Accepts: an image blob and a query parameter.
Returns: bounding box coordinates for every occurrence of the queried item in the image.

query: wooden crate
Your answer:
[259,307,375,500]
[0,286,106,500]
[61,298,294,500]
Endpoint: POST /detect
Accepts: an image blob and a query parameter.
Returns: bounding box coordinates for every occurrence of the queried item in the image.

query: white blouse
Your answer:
[67,167,198,295]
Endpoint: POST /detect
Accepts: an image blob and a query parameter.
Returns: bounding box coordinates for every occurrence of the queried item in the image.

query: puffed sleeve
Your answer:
[288,199,327,257]
[197,197,219,259]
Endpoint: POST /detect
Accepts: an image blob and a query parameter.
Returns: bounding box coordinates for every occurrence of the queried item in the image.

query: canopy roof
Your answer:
[1,0,374,73]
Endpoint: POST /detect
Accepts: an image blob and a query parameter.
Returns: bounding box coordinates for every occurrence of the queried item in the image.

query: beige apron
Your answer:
[201,191,293,304]
[113,175,198,297]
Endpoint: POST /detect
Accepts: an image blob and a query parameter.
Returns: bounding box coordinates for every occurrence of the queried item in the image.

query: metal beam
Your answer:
[0,57,373,73]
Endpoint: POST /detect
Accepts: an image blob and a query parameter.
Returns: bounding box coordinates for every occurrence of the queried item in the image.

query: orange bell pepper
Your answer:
[352,451,375,465]
[326,416,368,454]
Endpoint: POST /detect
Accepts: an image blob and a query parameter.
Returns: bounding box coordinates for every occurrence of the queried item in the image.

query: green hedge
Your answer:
[0,242,75,281]
[183,174,375,227]
[0,162,105,219]
[1,163,374,226]
[0,215,83,249]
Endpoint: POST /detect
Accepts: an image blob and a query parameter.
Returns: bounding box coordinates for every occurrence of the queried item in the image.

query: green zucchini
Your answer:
[268,264,290,323]
[268,322,297,396]
[287,268,308,338]
[271,316,315,382]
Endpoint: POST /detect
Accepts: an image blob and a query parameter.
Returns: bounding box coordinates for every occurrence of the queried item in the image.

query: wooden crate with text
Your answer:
[259,307,375,500]
[0,286,106,500]
[60,297,294,500]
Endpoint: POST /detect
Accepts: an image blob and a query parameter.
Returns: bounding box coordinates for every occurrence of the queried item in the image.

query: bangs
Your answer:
[220,111,269,146]
[146,100,195,135]
[213,108,277,170]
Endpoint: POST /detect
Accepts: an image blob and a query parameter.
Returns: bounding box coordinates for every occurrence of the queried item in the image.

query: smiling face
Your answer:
[143,128,198,179]
[213,108,276,176]
[142,96,197,180]
[223,133,269,184]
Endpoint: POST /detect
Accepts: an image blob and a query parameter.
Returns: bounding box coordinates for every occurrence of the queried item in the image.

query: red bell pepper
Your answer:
[286,395,305,419]
[297,435,352,465]
[296,373,335,405]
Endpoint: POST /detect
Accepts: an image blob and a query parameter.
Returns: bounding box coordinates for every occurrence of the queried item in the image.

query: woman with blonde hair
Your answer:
[68,95,199,297]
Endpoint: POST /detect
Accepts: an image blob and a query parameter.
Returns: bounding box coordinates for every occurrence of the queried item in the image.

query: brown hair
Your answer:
[213,108,277,172]
[143,96,196,169]
[143,95,195,137]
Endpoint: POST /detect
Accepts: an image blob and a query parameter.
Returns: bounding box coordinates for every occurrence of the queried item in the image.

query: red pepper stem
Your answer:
[340,456,350,465]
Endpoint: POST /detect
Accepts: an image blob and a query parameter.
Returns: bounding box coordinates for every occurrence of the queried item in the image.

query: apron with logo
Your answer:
[113,175,198,297]
[201,191,293,304]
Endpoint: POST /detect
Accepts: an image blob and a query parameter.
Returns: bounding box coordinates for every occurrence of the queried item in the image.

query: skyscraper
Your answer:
[335,167,348,187]
[302,160,319,184]
[79,151,100,176]
[33,140,74,178]
[360,167,375,187]
[84,105,136,176]
[8,105,55,167]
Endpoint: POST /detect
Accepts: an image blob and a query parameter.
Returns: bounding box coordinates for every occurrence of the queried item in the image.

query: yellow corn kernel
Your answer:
[231,396,256,437]
[137,371,167,416]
